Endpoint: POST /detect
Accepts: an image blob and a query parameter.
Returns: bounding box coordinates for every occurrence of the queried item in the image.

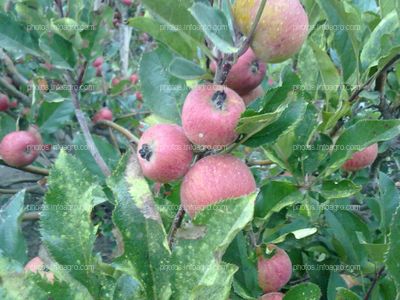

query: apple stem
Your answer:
[0,160,49,176]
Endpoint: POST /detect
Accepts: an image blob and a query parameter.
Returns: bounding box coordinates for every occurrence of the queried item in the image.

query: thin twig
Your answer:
[114,110,151,120]
[66,69,111,177]
[364,267,385,300]
[246,159,274,166]
[0,160,49,176]
[22,211,41,221]
[0,49,29,86]
[167,206,186,249]
[0,186,44,195]
[330,54,400,137]
[95,120,140,144]
[0,76,30,105]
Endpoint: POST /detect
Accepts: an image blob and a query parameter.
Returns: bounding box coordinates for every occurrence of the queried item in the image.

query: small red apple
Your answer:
[182,84,245,148]
[24,257,54,283]
[122,0,132,6]
[211,48,266,96]
[260,292,284,300]
[242,85,264,106]
[0,130,43,167]
[0,93,9,111]
[135,91,143,101]
[130,73,139,85]
[92,107,113,123]
[181,154,256,217]
[137,124,193,183]
[92,56,104,68]
[342,143,378,172]
[258,244,292,293]
[112,77,121,86]
[8,100,18,109]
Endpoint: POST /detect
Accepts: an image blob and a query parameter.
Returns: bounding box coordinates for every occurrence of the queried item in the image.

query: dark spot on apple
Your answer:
[251,60,260,74]
[211,90,227,110]
[139,144,153,161]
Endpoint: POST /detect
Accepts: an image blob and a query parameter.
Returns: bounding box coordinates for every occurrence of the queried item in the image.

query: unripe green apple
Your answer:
[260,292,284,300]
[242,85,264,106]
[93,108,113,123]
[181,154,256,217]
[0,129,42,167]
[233,0,309,63]
[258,244,292,293]
[342,143,378,172]
[211,48,266,96]
[137,124,193,183]
[182,85,245,148]
[24,257,54,283]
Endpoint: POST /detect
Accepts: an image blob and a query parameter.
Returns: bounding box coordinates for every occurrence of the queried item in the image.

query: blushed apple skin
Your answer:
[211,48,266,96]
[233,0,309,63]
[182,85,245,148]
[137,124,193,183]
[93,108,113,123]
[181,154,256,217]
[258,244,292,293]
[242,85,264,106]
[260,292,284,300]
[24,257,54,283]
[0,130,42,167]
[0,94,9,111]
[342,143,378,172]
[92,56,104,68]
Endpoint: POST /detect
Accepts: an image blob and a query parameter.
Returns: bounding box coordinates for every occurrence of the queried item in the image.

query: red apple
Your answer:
[258,244,292,293]
[8,100,18,109]
[122,0,132,6]
[182,84,245,148]
[0,130,42,167]
[24,257,54,283]
[92,56,104,68]
[135,91,143,101]
[211,48,266,96]
[130,73,139,85]
[181,154,256,217]
[112,77,121,86]
[342,143,378,172]
[137,124,193,183]
[242,85,264,106]
[0,93,9,111]
[233,0,309,63]
[93,107,113,123]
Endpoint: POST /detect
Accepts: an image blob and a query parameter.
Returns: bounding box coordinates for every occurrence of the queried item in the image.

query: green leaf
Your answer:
[245,99,308,147]
[316,0,361,81]
[255,181,303,221]
[40,151,110,298]
[0,12,41,56]
[325,210,369,266]
[360,11,400,71]
[284,282,322,300]
[73,133,120,181]
[379,0,399,17]
[37,100,75,134]
[108,154,171,300]
[327,272,346,300]
[0,114,15,140]
[129,17,197,59]
[335,287,362,300]
[39,33,77,70]
[140,0,204,43]
[324,119,400,175]
[169,193,257,299]
[189,3,237,53]
[385,202,400,299]
[139,45,187,123]
[309,40,341,101]
[0,191,27,264]
[378,172,400,232]
[168,57,207,80]
[113,274,144,300]
[320,180,361,199]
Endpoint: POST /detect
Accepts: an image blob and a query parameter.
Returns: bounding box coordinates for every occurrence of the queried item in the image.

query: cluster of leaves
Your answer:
[0,0,399,299]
